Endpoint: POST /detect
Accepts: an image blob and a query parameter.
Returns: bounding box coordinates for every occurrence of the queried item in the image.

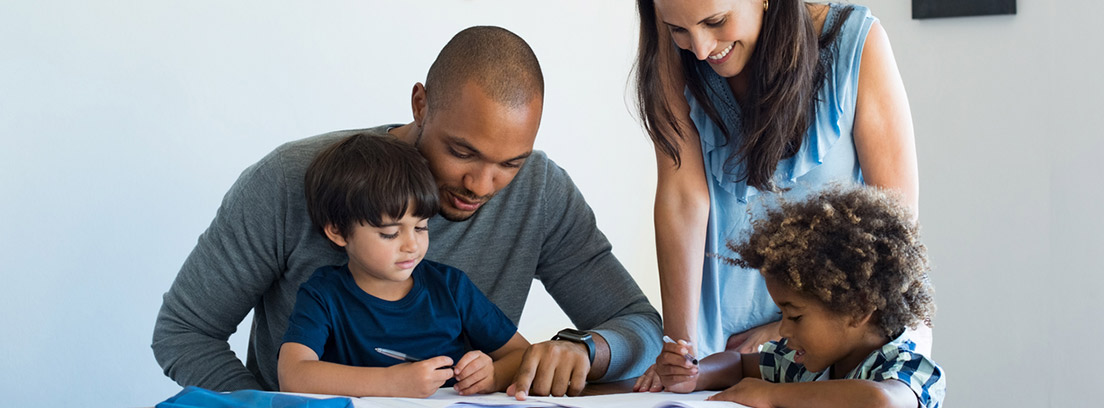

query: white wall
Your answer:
[862,0,1104,406]
[1,0,1100,407]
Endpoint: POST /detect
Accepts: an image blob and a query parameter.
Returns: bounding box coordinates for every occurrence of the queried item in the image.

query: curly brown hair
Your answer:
[724,185,935,339]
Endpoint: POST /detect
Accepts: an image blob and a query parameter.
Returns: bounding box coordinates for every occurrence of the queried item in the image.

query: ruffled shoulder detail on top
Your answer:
[687,72,750,199]
[688,3,875,203]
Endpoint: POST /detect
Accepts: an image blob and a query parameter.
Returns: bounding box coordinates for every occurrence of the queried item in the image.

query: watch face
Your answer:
[554,328,595,363]
[558,329,590,340]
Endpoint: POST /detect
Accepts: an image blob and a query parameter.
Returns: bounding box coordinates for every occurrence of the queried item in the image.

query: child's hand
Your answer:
[453,350,494,395]
[656,339,699,393]
[707,377,776,407]
[632,364,664,392]
[389,356,455,398]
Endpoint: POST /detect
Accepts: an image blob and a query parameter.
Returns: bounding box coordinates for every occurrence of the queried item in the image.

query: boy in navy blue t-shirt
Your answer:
[278,133,530,398]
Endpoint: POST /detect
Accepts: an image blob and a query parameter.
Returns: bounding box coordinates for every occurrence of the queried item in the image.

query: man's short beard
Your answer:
[417,126,495,222]
[438,207,474,222]
[437,186,494,222]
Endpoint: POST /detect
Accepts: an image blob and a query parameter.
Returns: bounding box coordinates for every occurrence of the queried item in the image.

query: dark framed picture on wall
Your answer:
[913,0,1016,19]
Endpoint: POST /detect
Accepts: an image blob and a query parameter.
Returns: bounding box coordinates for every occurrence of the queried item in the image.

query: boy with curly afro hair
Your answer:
[654,185,945,408]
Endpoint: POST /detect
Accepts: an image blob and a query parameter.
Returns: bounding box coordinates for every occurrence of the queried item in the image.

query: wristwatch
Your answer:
[552,328,595,364]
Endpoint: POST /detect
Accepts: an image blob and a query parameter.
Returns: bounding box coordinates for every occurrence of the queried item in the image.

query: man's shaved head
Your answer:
[425,26,544,113]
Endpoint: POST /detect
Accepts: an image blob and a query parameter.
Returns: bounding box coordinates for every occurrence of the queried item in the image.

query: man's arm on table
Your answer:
[515,163,662,396]
[152,157,288,390]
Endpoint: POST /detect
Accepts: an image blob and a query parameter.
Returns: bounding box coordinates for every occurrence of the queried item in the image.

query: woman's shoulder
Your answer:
[817,2,877,92]
[806,2,871,32]
[814,3,874,36]
[808,2,832,33]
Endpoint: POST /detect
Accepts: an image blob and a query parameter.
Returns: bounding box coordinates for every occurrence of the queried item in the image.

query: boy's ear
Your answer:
[848,310,876,329]
[323,224,348,247]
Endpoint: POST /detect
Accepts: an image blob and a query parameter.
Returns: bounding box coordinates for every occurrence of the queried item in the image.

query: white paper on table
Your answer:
[340,389,748,408]
[526,390,746,408]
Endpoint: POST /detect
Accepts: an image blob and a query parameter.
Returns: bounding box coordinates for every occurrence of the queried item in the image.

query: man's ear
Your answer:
[411,82,428,126]
[323,224,348,248]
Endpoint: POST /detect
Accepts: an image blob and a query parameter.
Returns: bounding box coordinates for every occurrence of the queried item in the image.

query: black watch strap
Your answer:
[552,328,595,364]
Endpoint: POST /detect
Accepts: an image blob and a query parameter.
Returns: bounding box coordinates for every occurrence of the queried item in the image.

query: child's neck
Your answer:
[829,330,891,380]
[350,272,414,302]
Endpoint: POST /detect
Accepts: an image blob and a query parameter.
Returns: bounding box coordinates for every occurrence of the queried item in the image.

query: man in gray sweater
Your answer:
[152,26,661,398]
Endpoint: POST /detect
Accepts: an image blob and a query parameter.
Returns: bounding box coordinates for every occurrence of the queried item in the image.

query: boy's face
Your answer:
[764,276,874,376]
[413,81,541,222]
[325,208,429,299]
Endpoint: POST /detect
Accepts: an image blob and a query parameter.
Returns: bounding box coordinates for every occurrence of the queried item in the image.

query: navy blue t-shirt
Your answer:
[282,260,517,368]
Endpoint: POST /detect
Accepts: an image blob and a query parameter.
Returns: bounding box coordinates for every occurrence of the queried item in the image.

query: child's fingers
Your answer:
[632,364,659,392]
[453,351,477,372]
[453,351,487,377]
[452,352,487,374]
[453,369,490,395]
[420,355,455,370]
[460,376,494,395]
[644,366,667,392]
[453,353,492,395]
[431,366,455,384]
[655,358,698,390]
[453,373,478,393]
[658,373,696,386]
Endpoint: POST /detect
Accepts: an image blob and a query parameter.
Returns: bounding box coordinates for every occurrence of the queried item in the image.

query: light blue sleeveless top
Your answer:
[686,4,876,357]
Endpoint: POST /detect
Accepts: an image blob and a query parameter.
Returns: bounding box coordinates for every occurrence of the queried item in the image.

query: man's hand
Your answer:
[707,377,776,407]
[727,321,781,353]
[388,356,455,398]
[453,350,495,395]
[506,340,590,399]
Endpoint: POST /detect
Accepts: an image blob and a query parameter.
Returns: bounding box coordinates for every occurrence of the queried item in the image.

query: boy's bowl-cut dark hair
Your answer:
[304,133,440,241]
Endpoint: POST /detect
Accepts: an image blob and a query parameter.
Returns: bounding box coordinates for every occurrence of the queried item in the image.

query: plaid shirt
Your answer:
[760,330,946,408]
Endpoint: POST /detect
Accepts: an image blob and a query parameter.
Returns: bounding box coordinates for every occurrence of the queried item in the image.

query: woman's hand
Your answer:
[655,339,699,393]
[727,321,781,353]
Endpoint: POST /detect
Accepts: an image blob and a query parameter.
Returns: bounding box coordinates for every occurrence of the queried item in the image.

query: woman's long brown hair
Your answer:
[635,0,851,191]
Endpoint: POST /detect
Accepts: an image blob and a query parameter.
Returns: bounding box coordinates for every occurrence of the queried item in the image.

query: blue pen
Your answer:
[662,335,698,365]
[376,347,454,369]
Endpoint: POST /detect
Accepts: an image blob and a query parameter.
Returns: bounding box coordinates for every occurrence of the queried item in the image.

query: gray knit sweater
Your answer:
[152,125,661,391]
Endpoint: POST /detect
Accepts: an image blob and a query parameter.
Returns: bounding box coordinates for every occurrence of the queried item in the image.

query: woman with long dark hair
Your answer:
[632,0,925,393]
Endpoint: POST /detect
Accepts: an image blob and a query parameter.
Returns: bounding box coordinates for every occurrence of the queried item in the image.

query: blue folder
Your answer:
[157,386,353,408]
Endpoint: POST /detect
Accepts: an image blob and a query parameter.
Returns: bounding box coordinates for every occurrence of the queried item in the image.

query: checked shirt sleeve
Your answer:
[867,348,946,408]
